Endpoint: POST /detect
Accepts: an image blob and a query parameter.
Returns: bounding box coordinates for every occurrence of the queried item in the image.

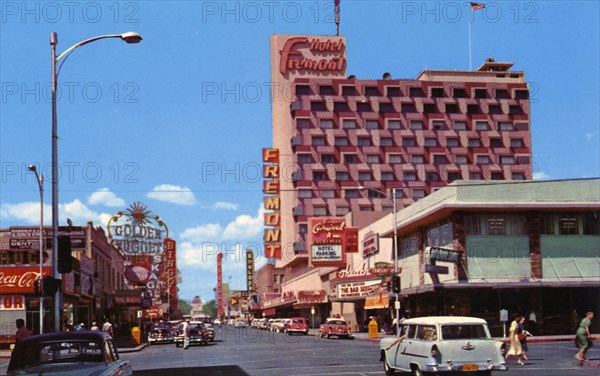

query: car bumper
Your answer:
[424,363,508,373]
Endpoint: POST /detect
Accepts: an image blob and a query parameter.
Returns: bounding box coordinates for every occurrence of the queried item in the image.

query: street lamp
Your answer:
[28,165,44,335]
[357,186,401,337]
[50,31,142,332]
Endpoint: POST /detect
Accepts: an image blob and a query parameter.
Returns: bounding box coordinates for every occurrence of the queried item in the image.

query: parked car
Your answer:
[148,321,174,345]
[319,318,353,339]
[268,319,281,332]
[174,321,209,347]
[234,320,247,328]
[285,317,309,335]
[258,318,270,330]
[7,331,131,376]
[202,323,216,342]
[380,316,507,376]
[272,319,287,333]
[213,318,221,326]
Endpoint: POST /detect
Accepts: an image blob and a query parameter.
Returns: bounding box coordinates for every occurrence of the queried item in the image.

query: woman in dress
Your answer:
[575,311,594,362]
[506,313,525,365]
[518,316,532,360]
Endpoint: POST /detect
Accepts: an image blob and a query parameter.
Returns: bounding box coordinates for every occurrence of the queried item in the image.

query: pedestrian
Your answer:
[77,322,87,331]
[518,316,532,360]
[102,318,113,336]
[575,311,594,364]
[15,319,31,344]
[181,319,190,349]
[90,321,99,331]
[506,313,525,366]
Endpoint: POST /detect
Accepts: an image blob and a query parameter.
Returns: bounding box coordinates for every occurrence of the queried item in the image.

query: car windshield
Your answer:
[291,319,304,324]
[328,320,346,325]
[16,340,103,368]
[441,324,490,340]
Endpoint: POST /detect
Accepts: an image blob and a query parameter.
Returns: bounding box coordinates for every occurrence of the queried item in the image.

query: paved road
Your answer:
[1,328,598,375]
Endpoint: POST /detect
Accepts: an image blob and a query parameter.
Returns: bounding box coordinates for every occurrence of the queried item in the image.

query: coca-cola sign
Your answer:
[0,266,52,294]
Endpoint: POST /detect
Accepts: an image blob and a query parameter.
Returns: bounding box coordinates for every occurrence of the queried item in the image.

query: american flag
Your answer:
[470,2,485,11]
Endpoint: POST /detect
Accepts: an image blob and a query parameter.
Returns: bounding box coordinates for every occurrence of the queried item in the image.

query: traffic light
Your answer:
[391,276,401,293]
[57,235,72,273]
[43,276,60,295]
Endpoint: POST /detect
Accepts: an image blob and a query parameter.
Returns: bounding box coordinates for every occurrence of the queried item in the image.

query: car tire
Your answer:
[383,353,396,376]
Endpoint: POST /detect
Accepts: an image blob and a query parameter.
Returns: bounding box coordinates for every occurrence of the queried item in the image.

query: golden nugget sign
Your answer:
[279,37,346,75]
[263,148,281,259]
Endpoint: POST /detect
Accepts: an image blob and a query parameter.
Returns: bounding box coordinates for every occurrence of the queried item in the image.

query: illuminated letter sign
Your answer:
[263,148,282,259]
[279,37,346,76]
[308,217,347,267]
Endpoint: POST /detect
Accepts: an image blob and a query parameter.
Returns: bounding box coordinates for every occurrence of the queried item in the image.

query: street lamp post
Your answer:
[28,165,44,335]
[50,31,142,332]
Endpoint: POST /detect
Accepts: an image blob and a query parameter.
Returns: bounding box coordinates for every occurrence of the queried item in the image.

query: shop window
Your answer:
[559,213,578,235]
[582,212,599,235]
[465,214,481,235]
[510,214,527,235]
[485,214,506,235]
[453,121,467,131]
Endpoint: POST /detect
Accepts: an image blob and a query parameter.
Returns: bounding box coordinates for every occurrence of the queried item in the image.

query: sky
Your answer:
[1,1,599,302]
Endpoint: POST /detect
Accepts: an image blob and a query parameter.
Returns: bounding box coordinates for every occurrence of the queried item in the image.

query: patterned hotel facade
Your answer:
[262,34,531,325]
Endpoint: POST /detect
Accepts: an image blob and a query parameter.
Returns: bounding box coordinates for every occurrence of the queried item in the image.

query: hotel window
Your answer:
[404,172,417,181]
[342,86,357,96]
[446,138,460,148]
[453,88,468,98]
[469,172,483,180]
[357,102,372,112]
[299,224,308,234]
[467,104,481,114]
[486,214,506,235]
[498,122,514,131]
[409,87,424,97]
[357,137,371,146]
[365,86,380,96]
[344,190,360,198]
[334,102,351,112]
[433,155,449,165]
[426,172,440,181]
[468,138,481,147]
[311,101,327,111]
[455,155,468,164]
[366,154,380,163]
[380,137,394,146]
[321,190,336,198]
[359,206,374,212]
[509,105,524,115]
[389,154,403,163]
[298,190,312,198]
[474,88,488,99]
[320,119,334,129]
[312,136,326,146]
[379,103,394,113]
[512,172,526,180]
[358,172,373,181]
[342,119,357,129]
[298,154,313,163]
[500,156,515,165]
[344,154,358,163]
[336,207,351,216]
[319,85,335,95]
[297,118,312,129]
[411,155,425,164]
[453,121,467,131]
[424,138,437,147]
[448,171,462,182]
[321,154,336,164]
[490,138,503,148]
[387,119,402,129]
[491,172,504,180]
[334,137,349,146]
[423,103,438,113]
[445,103,459,113]
[402,103,416,112]
[476,155,490,164]
[488,105,502,114]
[403,138,416,147]
[368,189,387,199]
[313,171,327,181]
[475,121,488,131]
[539,213,555,235]
[432,121,446,130]
[313,207,328,216]
[295,85,311,95]
[582,212,600,235]
[381,172,395,181]
[510,138,524,148]
[410,120,424,130]
[387,87,401,97]
[336,172,349,181]
[431,87,445,98]
[495,89,510,99]
[515,89,529,100]
[365,120,379,130]
[412,189,426,198]
[559,213,578,235]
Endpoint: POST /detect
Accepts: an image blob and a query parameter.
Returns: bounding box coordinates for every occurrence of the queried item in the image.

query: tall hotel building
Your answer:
[264,35,531,313]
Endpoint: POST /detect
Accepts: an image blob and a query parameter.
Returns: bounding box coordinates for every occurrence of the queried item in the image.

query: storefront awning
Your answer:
[364,295,389,309]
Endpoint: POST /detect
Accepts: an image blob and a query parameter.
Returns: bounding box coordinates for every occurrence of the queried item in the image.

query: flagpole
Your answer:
[468,8,472,71]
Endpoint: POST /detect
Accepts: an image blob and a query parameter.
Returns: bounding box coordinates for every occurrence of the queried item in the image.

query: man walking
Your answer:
[102,318,113,336]
[15,319,31,344]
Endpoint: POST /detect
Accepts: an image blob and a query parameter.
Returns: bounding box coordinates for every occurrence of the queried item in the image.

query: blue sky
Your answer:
[1,1,599,302]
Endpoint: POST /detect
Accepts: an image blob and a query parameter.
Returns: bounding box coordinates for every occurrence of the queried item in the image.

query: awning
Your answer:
[263,308,276,317]
[364,295,389,309]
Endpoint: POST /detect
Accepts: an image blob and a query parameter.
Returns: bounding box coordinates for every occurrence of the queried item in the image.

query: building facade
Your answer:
[264,33,532,324]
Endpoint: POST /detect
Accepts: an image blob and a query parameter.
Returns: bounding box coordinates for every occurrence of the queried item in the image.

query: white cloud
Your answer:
[180,223,222,243]
[88,188,125,207]
[0,202,50,225]
[211,201,238,210]
[222,205,264,239]
[532,171,550,180]
[0,199,111,227]
[146,184,197,206]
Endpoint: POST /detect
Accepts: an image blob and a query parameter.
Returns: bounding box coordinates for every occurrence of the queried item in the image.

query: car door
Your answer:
[392,324,415,371]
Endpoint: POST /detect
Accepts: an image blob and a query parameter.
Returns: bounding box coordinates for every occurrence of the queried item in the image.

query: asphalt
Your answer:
[1,332,598,369]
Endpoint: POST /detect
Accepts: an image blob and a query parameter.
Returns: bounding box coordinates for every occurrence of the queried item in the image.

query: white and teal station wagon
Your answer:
[380,316,507,376]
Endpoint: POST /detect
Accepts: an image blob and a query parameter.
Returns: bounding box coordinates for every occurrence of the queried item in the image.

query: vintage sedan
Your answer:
[285,317,309,335]
[7,331,131,376]
[319,318,353,339]
[380,316,507,376]
[174,321,208,347]
[148,321,174,345]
